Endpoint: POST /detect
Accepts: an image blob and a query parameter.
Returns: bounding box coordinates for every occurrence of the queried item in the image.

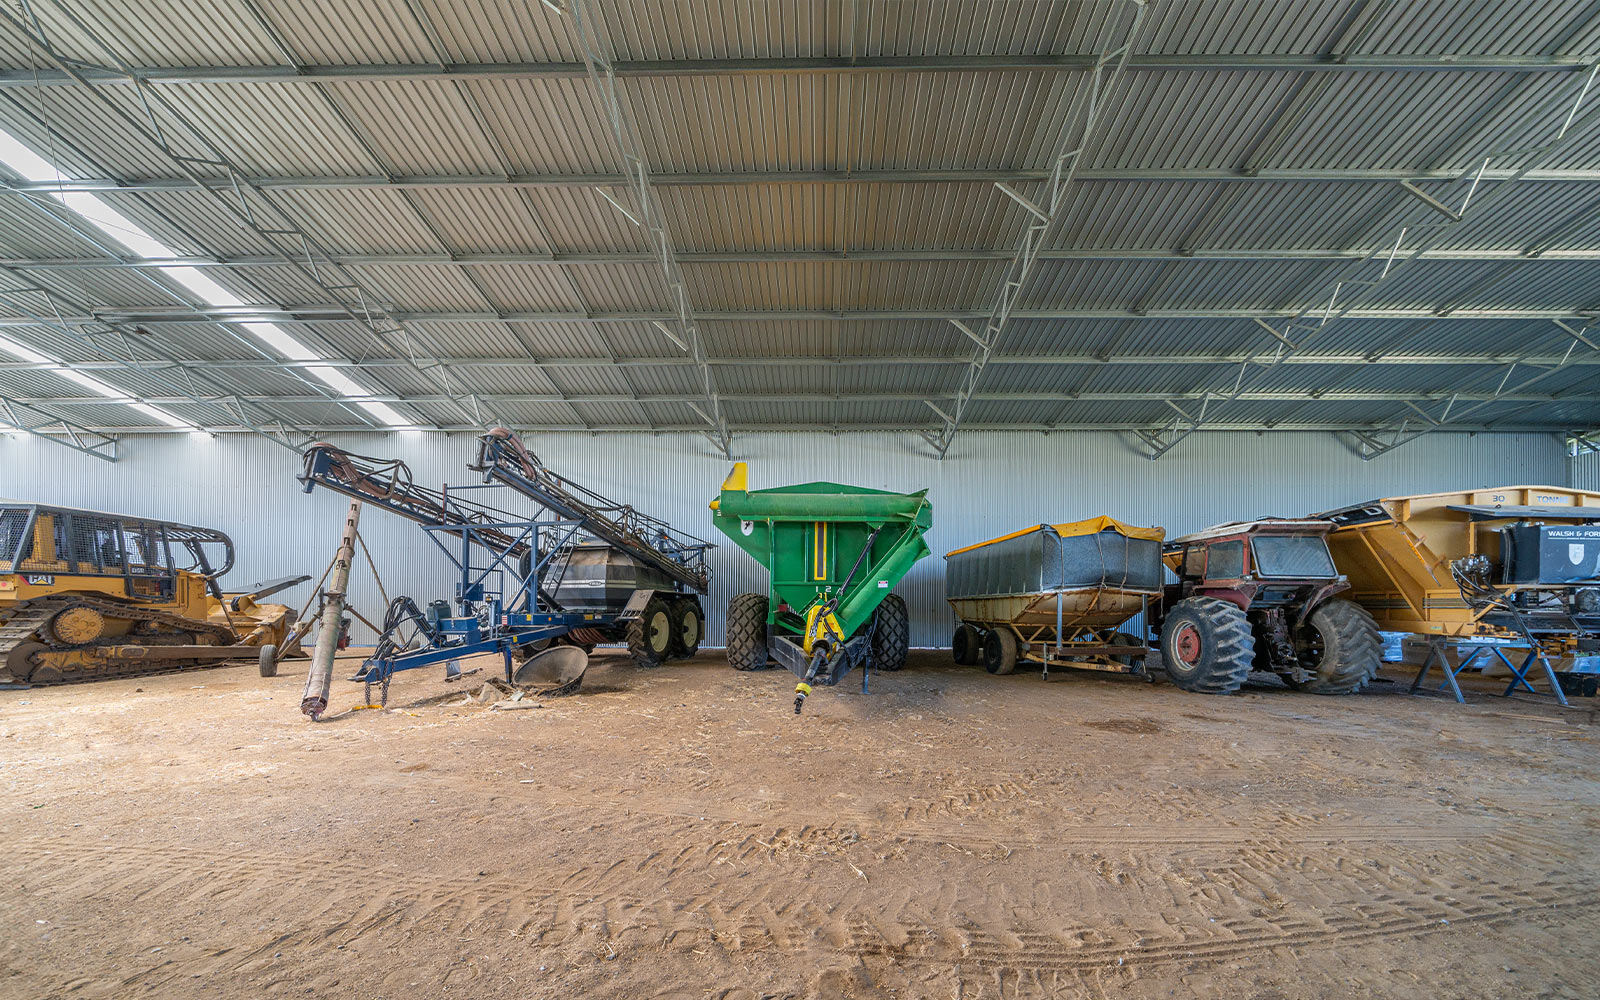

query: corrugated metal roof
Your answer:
[0,0,1594,446]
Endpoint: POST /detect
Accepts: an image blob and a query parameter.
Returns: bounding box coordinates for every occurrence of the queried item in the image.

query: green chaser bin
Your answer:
[711,462,932,713]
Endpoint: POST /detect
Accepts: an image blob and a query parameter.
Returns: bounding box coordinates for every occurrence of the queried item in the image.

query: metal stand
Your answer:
[1410,637,1569,707]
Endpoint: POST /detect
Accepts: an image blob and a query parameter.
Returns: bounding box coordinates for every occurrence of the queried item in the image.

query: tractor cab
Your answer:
[1162,519,1346,612]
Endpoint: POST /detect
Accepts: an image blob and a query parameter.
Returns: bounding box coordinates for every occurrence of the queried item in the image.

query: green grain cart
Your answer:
[710,463,932,713]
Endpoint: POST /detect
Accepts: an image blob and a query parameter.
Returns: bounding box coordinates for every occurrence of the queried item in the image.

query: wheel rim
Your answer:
[648,610,671,653]
[1172,623,1203,667]
[682,610,700,648]
[1301,619,1330,676]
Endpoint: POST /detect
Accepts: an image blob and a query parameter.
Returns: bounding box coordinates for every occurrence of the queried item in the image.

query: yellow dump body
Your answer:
[945,517,1165,633]
[1322,486,1600,638]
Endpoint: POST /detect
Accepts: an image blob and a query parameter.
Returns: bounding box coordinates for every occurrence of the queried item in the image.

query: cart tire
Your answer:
[1160,597,1253,694]
[984,629,1018,675]
[726,592,771,671]
[952,623,982,666]
[870,594,910,671]
[669,598,704,658]
[626,596,674,668]
[258,644,278,678]
[1283,599,1381,695]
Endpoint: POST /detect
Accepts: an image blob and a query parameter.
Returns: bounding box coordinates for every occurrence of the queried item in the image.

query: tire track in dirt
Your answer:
[11,831,1596,996]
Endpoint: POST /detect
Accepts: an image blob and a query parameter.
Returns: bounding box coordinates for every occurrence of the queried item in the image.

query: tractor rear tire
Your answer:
[725,593,771,671]
[669,598,704,658]
[984,628,1019,675]
[1285,599,1382,695]
[952,623,982,665]
[626,596,674,668]
[1160,597,1254,694]
[870,594,910,671]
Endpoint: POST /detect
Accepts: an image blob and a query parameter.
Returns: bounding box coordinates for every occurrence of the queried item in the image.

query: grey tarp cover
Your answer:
[946,527,1163,600]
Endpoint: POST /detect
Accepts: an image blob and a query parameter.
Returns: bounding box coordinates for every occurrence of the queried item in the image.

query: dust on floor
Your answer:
[2,650,1597,999]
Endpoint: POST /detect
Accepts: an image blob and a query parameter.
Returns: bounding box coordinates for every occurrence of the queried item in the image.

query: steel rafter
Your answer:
[13,167,1600,192]
[18,245,1600,270]
[923,0,1145,457]
[1,0,493,432]
[41,305,1600,326]
[0,393,116,460]
[563,0,730,458]
[1133,44,1600,460]
[3,348,1599,374]
[0,53,1592,88]
[1346,316,1600,459]
[11,389,1598,408]
[0,263,326,453]
[50,419,1574,437]
[227,0,601,433]
[0,140,375,449]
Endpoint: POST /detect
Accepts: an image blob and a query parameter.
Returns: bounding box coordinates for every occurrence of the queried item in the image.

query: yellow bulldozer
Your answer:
[0,501,306,684]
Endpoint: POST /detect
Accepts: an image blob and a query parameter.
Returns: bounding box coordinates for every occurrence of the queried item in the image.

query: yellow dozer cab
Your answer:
[0,502,306,684]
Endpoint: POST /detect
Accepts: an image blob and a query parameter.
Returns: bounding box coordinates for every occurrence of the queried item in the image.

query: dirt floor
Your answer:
[2,650,1598,1000]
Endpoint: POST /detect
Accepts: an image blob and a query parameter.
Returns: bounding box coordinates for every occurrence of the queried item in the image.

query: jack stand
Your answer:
[860,661,871,695]
[1411,637,1570,707]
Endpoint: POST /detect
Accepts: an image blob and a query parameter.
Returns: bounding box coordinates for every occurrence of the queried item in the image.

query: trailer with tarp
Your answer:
[945,517,1164,678]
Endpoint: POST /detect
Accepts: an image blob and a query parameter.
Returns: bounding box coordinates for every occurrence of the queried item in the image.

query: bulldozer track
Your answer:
[0,595,248,685]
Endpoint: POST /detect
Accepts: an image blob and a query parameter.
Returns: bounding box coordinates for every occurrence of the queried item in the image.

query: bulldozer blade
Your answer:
[231,574,313,605]
[513,645,589,695]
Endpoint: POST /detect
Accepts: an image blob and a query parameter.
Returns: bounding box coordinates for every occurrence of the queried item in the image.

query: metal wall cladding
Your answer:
[1575,449,1600,492]
[0,429,1574,648]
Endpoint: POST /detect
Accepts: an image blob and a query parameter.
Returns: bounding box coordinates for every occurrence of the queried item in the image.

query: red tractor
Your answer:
[1155,519,1381,695]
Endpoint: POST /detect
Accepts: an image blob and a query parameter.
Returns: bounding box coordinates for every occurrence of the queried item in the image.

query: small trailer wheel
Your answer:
[258,643,279,678]
[952,623,982,666]
[984,629,1018,675]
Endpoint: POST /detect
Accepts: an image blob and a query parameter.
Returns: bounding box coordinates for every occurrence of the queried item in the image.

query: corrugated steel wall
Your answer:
[0,430,1572,646]
[1573,448,1600,491]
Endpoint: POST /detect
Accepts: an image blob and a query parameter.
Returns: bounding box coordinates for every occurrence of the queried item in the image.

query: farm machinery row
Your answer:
[940,486,1600,704]
[6,442,1595,714]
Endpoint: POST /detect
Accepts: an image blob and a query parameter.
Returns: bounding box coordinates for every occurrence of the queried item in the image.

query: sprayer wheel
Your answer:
[626,597,673,668]
[669,598,704,658]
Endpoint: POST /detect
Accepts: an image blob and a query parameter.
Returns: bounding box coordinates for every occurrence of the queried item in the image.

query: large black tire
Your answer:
[1160,597,1254,694]
[984,628,1018,675]
[1284,599,1382,695]
[952,623,982,665]
[669,598,704,658]
[869,594,910,671]
[626,596,674,668]
[725,592,771,671]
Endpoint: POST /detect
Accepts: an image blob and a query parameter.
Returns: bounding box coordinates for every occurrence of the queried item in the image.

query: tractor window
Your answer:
[1251,535,1337,579]
[1182,546,1205,577]
[1206,540,1245,580]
